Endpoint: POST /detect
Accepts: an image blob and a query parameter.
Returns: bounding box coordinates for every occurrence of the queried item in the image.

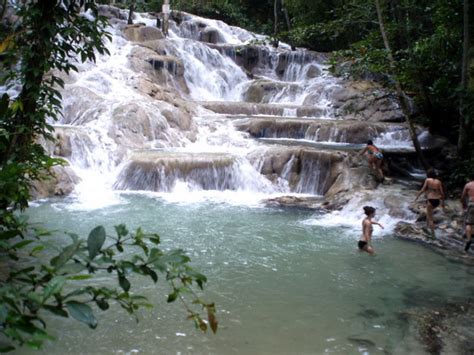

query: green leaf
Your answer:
[43,305,68,318]
[114,224,128,238]
[66,301,97,329]
[29,245,45,256]
[118,274,130,292]
[42,276,66,302]
[12,239,34,250]
[0,230,21,240]
[96,298,109,311]
[0,341,15,353]
[87,226,106,260]
[167,291,178,303]
[50,240,81,269]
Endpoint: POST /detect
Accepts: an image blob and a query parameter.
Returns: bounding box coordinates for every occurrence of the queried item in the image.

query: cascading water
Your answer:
[25,6,428,216]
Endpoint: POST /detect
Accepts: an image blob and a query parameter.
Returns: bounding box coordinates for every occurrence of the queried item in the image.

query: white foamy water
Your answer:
[304,190,416,235]
[31,9,420,231]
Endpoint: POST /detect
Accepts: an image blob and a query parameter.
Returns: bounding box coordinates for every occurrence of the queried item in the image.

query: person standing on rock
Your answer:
[461,173,474,253]
[414,169,445,238]
[359,140,384,181]
[358,206,384,255]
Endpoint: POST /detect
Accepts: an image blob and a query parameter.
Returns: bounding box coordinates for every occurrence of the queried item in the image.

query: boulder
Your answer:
[113,151,237,191]
[247,146,345,195]
[329,80,406,122]
[128,46,189,94]
[242,79,300,103]
[29,165,80,199]
[60,87,104,125]
[98,5,128,21]
[123,24,164,42]
[109,103,170,149]
[200,27,222,44]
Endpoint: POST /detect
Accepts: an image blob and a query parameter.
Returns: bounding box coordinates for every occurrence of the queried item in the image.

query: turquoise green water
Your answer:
[22,194,473,354]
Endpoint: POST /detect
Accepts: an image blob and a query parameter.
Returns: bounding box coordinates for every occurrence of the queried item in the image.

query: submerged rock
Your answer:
[403,301,474,354]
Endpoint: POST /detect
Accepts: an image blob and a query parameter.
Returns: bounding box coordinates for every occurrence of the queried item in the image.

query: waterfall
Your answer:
[19,6,433,212]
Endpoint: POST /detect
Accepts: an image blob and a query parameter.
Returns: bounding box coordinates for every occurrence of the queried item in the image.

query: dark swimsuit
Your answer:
[358,240,368,249]
[428,199,440,208]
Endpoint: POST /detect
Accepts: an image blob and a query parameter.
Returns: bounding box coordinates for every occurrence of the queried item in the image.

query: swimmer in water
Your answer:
[358,206,384,255]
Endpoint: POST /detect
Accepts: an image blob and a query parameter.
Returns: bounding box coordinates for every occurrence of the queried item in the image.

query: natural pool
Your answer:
[23,193,474,354]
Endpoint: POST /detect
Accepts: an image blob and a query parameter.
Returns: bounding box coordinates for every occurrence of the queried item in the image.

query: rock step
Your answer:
[246,145,346,195]
[234,116,409,143]
[256,138,363,152]
[198,101,328,118]
[113,150,238,192]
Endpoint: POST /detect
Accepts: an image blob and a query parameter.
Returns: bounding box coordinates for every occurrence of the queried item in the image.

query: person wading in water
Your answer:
[359,140,384,181]
[358,206,384,255]
[414,169,445,238]
[461,173,474,253]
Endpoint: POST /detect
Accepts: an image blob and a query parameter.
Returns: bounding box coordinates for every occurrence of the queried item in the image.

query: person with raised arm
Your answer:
[358,206,384,255]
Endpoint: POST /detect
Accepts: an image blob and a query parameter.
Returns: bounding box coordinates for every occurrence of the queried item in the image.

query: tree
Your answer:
[373,0,430,171]
[0,1,216,352]
[458,0,474,158]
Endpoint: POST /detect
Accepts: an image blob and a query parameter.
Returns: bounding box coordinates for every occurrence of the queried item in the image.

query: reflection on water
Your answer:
[25,194,471,354]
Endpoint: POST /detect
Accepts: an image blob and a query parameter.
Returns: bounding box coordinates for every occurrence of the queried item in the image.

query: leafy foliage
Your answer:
[0,0,216,351]
[0,225,216,350]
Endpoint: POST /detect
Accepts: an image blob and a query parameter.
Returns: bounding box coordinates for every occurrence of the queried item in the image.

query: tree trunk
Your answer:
[273,0,279,36]
[458,0,472,157]
[127,0,135,25]
[374,0,430,171]
[281,0,291,32]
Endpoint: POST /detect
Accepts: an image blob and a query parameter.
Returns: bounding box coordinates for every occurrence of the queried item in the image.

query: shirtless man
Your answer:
[415,169,445,238]
[461,173,474,253]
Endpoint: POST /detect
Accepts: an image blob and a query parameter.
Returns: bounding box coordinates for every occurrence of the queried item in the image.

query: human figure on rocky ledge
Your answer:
[359,140,384,181]
[358,206,384,255]
[461,173,474,253]
[415,169,445,238]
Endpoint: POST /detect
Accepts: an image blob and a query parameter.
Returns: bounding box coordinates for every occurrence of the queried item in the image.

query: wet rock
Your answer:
[128,46,188,94]
[123,24,164,42]
[109,103,170,148]
[330,80,406,122]
[60,87,105,125]
[29,165,80,199]
[200,27,222,44]
[98,5,128,21]
[263,196,325,210]
[113,151,237,191]
[247,146,345,195]
[242,79,300,103]
[235,116,407,143]
[404,301,474,355]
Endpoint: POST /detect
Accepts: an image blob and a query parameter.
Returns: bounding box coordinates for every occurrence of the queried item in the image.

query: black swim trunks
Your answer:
[467,203,474,225]
[428,199,440,208]
[358,240,368,250]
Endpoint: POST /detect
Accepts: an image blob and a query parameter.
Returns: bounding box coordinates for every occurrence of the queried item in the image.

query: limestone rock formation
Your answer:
[29,165,80,200]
